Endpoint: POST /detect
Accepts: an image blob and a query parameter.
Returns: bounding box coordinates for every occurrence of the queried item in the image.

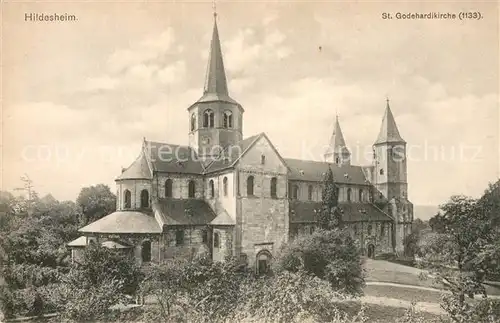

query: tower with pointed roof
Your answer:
[372,98,411,255]
[373,98,408,200]
[187,11,244,158]
[324,115,351,165]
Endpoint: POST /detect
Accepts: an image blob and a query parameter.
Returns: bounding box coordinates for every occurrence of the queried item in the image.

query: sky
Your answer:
[1,0,499,208]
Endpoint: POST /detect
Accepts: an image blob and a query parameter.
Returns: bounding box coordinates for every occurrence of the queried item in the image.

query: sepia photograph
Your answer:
[1,0,499,322]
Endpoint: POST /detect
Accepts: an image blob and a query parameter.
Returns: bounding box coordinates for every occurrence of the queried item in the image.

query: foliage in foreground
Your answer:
[275,228,365,296]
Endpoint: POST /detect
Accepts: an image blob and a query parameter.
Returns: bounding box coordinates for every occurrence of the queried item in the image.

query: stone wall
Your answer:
[116,179,152,210]
[212,227,233,262]
[154,173,205,200]
[162,226,210,260]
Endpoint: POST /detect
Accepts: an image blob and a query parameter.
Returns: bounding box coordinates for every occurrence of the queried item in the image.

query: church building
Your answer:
[69,13,413,273]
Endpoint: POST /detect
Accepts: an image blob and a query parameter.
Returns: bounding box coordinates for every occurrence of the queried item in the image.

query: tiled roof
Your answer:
[204,134,261,173]
[153,198,217,226]
[285,159,370,185]
[116,150,152,181]
[289,201,393,223]
[145,141,205,174]
[79,211,162,234]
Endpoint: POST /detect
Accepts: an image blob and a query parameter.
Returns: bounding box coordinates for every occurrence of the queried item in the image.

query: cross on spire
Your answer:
[212,0,217,18]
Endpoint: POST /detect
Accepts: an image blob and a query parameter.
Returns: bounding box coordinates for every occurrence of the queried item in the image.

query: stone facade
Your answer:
[74,13,413,270]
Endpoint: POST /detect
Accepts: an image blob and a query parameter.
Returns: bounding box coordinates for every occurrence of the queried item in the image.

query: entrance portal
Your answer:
[367,244,375,259]
[256,250,272,275]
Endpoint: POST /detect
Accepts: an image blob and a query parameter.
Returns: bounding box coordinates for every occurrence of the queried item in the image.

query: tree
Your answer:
[317,167,341,230]
[419,192,500,322]
[275,229,364,296]
[76,184,116,224]
[58,243,143,321]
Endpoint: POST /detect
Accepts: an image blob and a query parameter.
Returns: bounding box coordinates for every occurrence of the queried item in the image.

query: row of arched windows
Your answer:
[123,189,149,209]
[164,179,196,198]
[190,110,234,131]
[289,184,366,202]
[208,177,229,198]
[245,176,279,198]
[353,222,388,237]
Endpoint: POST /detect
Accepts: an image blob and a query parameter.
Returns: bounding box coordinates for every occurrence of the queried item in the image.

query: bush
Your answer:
[233,271,367,323]
[0,286,15,319]
[275,228,365,296]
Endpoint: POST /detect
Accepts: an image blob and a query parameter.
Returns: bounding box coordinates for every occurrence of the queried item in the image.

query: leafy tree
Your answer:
[57,243,142,321]
[317,167,341,230]
[140,256,251,322]
[275,229,364,296]
[419,191,500,322]
[76,184,116,225]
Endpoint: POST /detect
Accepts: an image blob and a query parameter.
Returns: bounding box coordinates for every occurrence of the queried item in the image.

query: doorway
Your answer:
[256,250,272,275]
[367,244,375,259]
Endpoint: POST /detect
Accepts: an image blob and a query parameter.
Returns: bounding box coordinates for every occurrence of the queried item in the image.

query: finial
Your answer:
[386,96,390,107]
[212,0,217,18]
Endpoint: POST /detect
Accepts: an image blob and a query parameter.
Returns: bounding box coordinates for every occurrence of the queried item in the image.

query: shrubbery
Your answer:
[275,228,365,296]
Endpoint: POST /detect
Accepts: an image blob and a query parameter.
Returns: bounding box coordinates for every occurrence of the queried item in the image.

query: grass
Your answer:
[364,284,445,303]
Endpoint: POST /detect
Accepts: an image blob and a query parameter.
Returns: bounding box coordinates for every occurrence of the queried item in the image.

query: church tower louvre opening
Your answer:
[187,11,244,159]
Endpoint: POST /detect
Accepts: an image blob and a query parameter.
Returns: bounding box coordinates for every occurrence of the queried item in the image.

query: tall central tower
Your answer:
[187,12,244,158]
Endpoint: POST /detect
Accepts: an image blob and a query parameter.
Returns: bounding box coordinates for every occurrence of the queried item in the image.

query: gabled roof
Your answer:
[145,141,205,174]
[79,211,162,234]
[204,133,261,173]
[289,201,393,223]
[153,198,217,226]
[210,210,235,225]
[374,100,405,145]
[67,236,88,247]
[325,116,350,156]
[116,150,152,181]
[285,159,370,185]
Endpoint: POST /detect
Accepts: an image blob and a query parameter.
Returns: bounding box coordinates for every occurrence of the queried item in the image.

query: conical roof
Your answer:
[325,116,350,156]
[374,99,405,145]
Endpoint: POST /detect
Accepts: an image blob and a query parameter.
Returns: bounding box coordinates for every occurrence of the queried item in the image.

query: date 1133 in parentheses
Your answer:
[459,12,483,20]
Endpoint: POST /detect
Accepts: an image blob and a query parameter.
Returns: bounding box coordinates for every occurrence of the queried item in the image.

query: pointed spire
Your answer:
[203,12,229,96]
[324,115,351,164]
[374,98,405,145]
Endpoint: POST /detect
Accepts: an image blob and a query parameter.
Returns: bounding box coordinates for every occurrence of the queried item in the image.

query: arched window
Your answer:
[247,176,254,196]
[310,226,315,234]
[124,190,131,209]
[358,189,363,202]
[380,169,384,175]
[188,180,196,198]
[201,230,208,244]
[190,113,196,131]
[176,230,184,246]
[223,111,233,128]
[203,110,214,128]
[214,232,220,248]
[270,177,277,198]
[308,185,313,201]
[141,240,151,262]
[261,155,266,165]
[367,223,373,236]
[165,179,173,198]
[347,188,352,202]
[140,189,149,208]
[209,180,215,198]
[292,185,299,199]
[335,157,340,164]
[380,223,385,236]
[354,224,358,235]
[223,177,228,196]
